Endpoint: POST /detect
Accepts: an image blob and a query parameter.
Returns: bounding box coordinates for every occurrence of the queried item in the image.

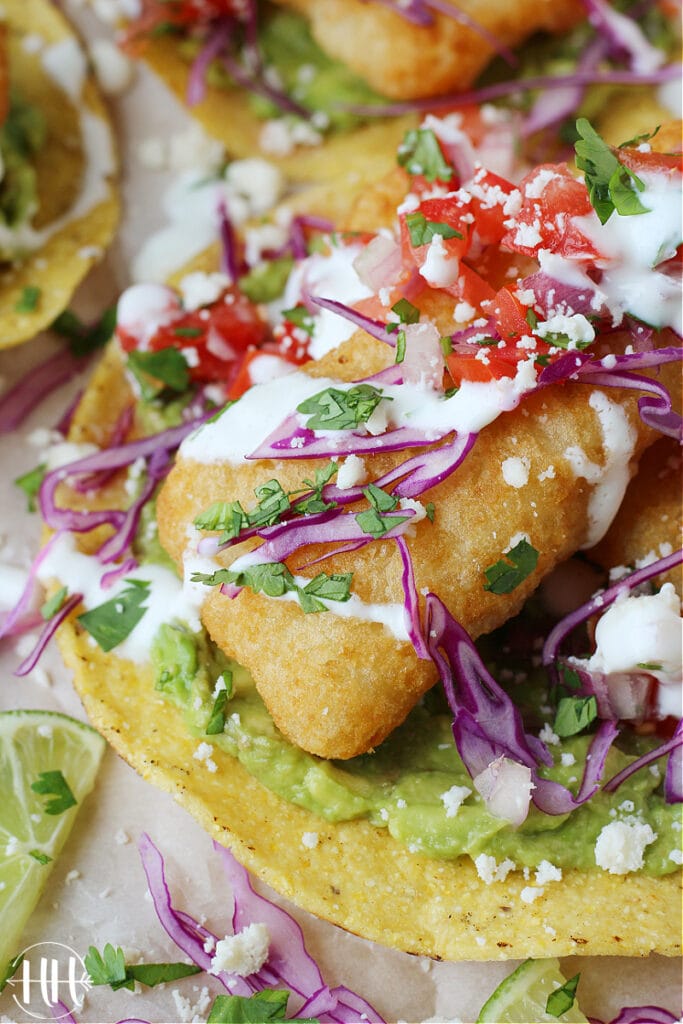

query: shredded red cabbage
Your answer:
[602,720,683,802]
[187,19,234,106]
[0,532,65,643]
[591,1007,680,1024]
[138,833,386,1022]
[310,295,397,347]
[14,592,83,678]
[0,348,83,434]
[581,0,665,73]
[218,199,240,282]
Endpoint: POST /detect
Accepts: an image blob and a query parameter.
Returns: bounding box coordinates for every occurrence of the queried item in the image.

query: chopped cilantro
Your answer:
[30,770,77,815]
[297,384,387,431]
[618,126,660,149]
[14,463,46,512]
[538,330,593,351]
[637,661,663,671]
[29,849,52,865]
[483,539,539,594]
[14,285,41,313]
[207,989,319,1023]
[554,695,598,737]
[40,586,68,621]
[191,562,352,614]
[397,127,454,183]
[405,211,463,247]
[282,304,315,336]
[205,682,231,735]
[574,118,648,225]
[127,348,190,400]
[395,330,406,364]
[355,484,411,539]
[51,307,116,358]
[85,944,201,992]
[291,461,338,514]
[391,297,421,325]
[239,256,294,303]
[440,335,453,356]
[173,326,203,339]
[425,502,435,522]
[77,579,151,652]
[559,665,582,691]
[525,308,538,329]
[545,972,581,1018]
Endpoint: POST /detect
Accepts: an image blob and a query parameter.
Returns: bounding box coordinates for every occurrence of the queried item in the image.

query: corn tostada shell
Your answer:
[0,0,118,348]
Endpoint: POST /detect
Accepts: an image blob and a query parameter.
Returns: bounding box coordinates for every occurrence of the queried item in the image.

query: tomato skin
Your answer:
[467,168,518,245]
[446,350,516,383]
[441,263,496,307]
[400,195,472,275]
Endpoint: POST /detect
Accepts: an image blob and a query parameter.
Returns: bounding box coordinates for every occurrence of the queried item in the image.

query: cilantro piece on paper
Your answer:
[545,972,581,1017]
[397,127,454,183]
[77,580,151,652]
[297,384,387,431]
[85,944,200,992]
[14,285,41,313]
[14,463,46,512]
[30,770,77,815]
[574,118,648,225]
[554,696,598,738]
[404,212,462,247]
[207,990,319,1023]
[483,539,539,594]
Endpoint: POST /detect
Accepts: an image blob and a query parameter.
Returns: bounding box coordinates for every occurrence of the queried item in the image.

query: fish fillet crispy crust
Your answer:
[157,331,677,759]
[274,0,582,100]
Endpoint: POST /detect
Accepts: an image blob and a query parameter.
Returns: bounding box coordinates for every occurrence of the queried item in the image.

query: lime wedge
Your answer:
[0,710,106,966]
[477,958,589,1023]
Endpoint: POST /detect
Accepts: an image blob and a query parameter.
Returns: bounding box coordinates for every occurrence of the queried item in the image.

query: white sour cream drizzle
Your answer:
[586,583,683,719]
[278,242,373,359]
[37,534,203,664]
[181,359,539,465]
[563,390,637,548]
[0,37,115,256]
[541,168,683,333]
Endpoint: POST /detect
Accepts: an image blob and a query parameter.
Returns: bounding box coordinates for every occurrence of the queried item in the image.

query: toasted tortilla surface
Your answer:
[0,0,118,348]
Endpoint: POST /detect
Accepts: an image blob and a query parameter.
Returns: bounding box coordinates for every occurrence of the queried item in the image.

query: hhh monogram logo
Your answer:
[6,942,92,1020]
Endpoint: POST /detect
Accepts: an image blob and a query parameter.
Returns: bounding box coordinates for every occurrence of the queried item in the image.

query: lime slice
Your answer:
[477,958,589,1023]
[0,710,106,966]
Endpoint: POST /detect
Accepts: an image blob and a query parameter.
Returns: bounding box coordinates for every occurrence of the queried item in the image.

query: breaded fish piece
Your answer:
[157,327,676,759]
[590,436,682,594]
[274,0,582,101]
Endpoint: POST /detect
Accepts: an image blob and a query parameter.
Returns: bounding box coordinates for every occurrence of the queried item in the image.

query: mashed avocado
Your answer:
[149,620,680,876]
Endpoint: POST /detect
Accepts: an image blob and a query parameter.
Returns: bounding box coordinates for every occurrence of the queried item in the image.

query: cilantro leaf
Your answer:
[77,580,151,652]
[191,563,352,614]
[574,118,648,225]
[397,128,454,183]
[29,849,52,864]
[239,256,294,303]
[30,770,77,815]
[395,330,406,364]
[127,348,190,400]
[14,285,41,313]
[297,384,387,431]
[554,696,598,738]
[205,684,230,735]
[40,586,68,621]
[51,307,116,357]
[355,484,411,539]
[207,990,319,1023]
[404,211,462,247]
[85,944,201,992]
[483,539,539,594]
[391,298,421,325]
[14,463,46,512]
[545,972,581,1018]
[282,304,315,336]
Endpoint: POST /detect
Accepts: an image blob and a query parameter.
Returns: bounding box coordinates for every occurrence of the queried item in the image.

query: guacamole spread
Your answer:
[149,619,680,876]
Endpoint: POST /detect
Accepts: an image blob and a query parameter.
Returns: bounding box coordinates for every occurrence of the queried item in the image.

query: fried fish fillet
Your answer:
[273,0,582,101]
[157,326,678,759]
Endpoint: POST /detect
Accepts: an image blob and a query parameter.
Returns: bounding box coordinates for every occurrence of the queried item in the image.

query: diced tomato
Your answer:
[441,263,496,308]
[466,168,518,245]
[616,145,683,176]
[226,346,301,401]
[118,287,268,386]
[446,351,516,383]
[272,319,313,364]
[400,195,472,277]
[124,0,239,45]
[501,163,602,261]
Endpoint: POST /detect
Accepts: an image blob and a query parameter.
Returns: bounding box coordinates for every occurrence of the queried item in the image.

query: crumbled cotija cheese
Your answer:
[210,923,270,977]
